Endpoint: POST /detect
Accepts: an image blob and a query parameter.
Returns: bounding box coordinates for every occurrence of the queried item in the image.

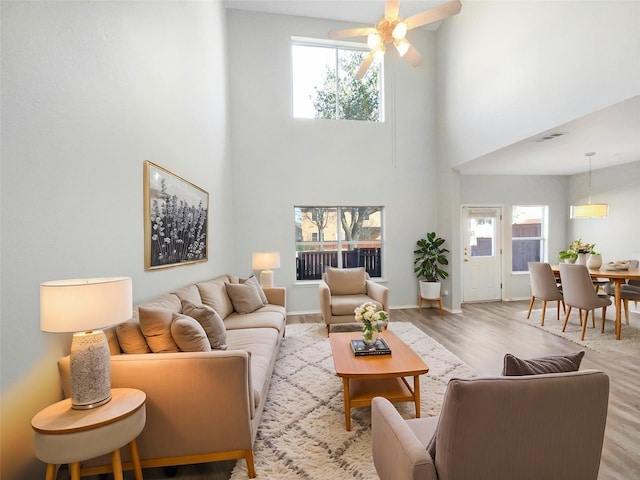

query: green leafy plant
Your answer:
[414,232,449,282]
[559,239,596,260]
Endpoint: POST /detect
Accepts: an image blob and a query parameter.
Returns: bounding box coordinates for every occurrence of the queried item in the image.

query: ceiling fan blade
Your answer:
[385,0,400,19]
[355,52,376,80]
[404,45,423,67]
[405,0,462,30]
[328,27,378,39]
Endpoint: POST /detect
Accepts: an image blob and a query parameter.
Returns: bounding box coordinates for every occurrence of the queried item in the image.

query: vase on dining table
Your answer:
[587,253,602,270]
[576,253,587,266]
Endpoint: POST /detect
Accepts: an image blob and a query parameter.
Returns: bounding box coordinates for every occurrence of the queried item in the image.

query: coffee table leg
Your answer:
[414,375,421,418]
[342,377,351,431]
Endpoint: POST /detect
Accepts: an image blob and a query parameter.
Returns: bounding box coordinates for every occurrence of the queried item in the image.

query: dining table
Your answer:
[551,264,640,340]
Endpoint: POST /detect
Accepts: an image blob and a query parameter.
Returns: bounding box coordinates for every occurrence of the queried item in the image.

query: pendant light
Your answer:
[570,152,609,219]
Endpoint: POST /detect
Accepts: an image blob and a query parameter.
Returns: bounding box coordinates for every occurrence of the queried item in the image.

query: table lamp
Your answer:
[40,277,132,409]
[252,252,281,288]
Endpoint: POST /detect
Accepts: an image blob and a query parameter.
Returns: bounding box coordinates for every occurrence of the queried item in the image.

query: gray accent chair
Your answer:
[605,279,640,325]
[559,263,611,340]
[527,262,564,325]
[319,267,388,334]
[372,370,609,480]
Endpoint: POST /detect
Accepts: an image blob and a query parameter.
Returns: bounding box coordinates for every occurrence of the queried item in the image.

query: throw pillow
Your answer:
[325,267,367,295]
[170,314,212,352]
[138,307,180,353]
[225,282,264,314]
[502,351,585,376]
[241,275,268,305]
[181,300,227,350]
[116,320,151,354]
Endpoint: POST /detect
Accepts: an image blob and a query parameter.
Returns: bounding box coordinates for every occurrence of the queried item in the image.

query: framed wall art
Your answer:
[144,160,209,270]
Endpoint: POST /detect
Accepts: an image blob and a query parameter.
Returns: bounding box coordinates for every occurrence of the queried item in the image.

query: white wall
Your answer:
[226,10,439,312]
[437,0,640,168]
[459,175,569,300]
[0,2,231,477]
[567,160,640,264]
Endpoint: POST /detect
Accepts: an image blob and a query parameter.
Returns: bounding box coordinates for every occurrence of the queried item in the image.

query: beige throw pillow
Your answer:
[225,282,264,314]
[325,267,367,295]
[116,320,151,354]
[181,300,227,350]
[241,275,268,305]
[138,307,180,353]
[170,314,211,352]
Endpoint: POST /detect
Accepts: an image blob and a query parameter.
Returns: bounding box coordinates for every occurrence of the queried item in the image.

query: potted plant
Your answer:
[414,232,449,300]
[559,239,595,265]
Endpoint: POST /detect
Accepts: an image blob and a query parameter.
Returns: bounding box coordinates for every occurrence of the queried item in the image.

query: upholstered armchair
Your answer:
[319,267,389,334]
[372,370,609,480]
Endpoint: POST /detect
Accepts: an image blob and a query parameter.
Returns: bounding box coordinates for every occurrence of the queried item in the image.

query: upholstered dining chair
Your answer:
[527,262,565,326]
[559,263,611,340]
[372,370,610,480]
[604,280,640,326]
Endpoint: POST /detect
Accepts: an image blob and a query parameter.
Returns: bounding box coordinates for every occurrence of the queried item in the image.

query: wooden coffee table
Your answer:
[329,330,429,431]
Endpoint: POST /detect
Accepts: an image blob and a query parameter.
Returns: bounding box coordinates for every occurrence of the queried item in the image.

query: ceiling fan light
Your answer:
[392,21,407,40]
[394,38,410,57]
[373,47,386,63]
[367,33,381,50]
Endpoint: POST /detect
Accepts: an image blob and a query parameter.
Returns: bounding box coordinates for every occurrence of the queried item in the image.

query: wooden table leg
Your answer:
[413,375,421,418]
[111,448,124,480]
[70,462,81,480]
[342,377,351,431]
[129,439,143,480]
[615,280,622,340]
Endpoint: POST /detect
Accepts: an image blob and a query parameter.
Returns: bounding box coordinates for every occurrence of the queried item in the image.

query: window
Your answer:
[291,38,383,121]
[295,206,384,280]
[512,206,548,272]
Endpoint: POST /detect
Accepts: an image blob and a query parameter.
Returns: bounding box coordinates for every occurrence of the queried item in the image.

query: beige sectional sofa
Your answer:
[58,274,286,478]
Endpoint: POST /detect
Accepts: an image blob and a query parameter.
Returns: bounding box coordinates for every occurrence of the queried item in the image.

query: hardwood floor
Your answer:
[83,301,639,479]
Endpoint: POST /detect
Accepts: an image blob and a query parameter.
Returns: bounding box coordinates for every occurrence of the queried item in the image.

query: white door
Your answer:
[462,206,502,302]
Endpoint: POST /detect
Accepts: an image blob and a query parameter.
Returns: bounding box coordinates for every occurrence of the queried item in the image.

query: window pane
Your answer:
[339,207,382,242]
[469,218,494,257]
[337,50,380,121]
[295,207,337,243]
[512,206,546,272]
[292,45,336,119]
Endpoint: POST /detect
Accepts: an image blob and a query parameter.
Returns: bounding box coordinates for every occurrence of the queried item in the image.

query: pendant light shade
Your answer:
[570,152,609,219]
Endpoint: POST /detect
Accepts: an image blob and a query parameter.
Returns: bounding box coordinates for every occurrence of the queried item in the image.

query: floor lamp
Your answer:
[40,277,132,409]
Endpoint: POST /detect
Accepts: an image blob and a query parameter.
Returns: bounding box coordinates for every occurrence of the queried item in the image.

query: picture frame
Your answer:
[144,160,209,270]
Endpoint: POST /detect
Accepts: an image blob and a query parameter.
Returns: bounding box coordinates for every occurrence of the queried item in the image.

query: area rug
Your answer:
[229,322,477,479]
[518,308,640,358]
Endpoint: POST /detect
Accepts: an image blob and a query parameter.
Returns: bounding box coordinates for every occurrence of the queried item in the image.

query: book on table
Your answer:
[350,338,392,356]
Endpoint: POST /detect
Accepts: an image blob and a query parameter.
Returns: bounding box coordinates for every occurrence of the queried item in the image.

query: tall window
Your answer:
[294,206,384,280]
[291,38,383,121]
[512,205,548,272]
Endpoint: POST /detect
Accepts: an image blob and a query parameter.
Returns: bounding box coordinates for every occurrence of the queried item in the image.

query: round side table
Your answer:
[32,388,146,480]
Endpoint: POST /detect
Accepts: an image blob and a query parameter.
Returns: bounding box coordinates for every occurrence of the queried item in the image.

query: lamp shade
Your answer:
[570,204,609,219]
[252,252,281,271]
[40,277,133,333]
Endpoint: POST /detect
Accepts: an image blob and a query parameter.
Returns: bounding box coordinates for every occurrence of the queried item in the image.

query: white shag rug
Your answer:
[519,308,640,358]
[229,322,477,479]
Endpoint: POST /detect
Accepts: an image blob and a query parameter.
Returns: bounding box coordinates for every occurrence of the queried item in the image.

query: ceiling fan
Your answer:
[328,0,462,79]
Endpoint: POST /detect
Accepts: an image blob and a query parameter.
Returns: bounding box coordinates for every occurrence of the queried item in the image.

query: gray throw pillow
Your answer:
[225,282,264,314]
[181,300,227,350]
[241,275,268,305]
[502,351,585,376]
[170,314,212,352]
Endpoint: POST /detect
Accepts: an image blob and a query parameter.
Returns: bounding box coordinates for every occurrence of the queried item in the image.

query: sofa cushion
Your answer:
[197,276,234,319]
[224,309,286,332]
[115,321,151,354]
[331,294,382,316]
[241,275,268,305]
[181,300,227,350]
[139,307,180,353]
[171,284,202,305]
[225,283,264,314]
[170,314,212,352]
[325,267,367,295]
[502,351,585,376]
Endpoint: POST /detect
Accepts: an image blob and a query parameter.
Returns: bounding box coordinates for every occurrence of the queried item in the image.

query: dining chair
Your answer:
[559,263,611,341]
[604,281,640,326]
[527,262,565,326]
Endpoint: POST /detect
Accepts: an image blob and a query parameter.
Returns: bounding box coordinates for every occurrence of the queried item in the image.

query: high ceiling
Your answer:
[224,0,640,176]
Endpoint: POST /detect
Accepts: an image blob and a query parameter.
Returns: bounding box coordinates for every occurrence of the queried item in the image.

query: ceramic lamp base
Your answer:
[260,269,274,288]
[70,330,111,409]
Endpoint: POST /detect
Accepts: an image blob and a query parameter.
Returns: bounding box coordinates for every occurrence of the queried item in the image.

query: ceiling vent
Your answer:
[534,132,567,143]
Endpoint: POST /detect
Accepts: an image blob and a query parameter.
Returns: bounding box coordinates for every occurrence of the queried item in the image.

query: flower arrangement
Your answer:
[354,302,388,344]
[559,239,597,261]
